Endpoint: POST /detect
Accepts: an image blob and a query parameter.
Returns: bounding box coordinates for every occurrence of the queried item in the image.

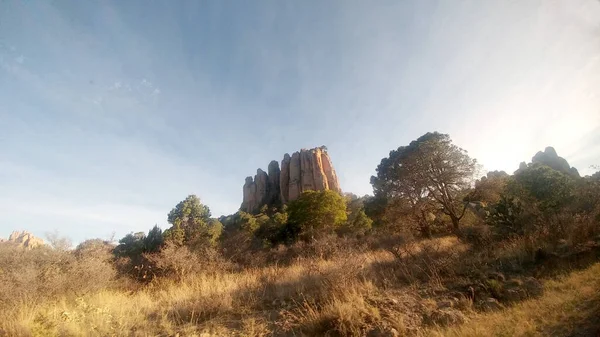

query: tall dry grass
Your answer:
[2,232,599,336]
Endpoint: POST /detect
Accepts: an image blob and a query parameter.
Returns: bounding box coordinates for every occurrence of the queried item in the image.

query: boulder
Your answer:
[428,308,467,326]
[522,277,543,297]
[367,327,400,337]
[479,297,504,311]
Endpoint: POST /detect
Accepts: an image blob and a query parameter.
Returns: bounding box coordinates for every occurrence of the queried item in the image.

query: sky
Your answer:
[1,0,599,244]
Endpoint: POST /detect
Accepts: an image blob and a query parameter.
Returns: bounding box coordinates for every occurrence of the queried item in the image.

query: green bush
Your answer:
[286,190,347,241]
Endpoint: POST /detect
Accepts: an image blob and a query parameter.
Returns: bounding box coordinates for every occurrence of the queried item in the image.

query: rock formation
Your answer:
[241,146,341,213]
[531,147,580,177]
[3,231,44,249]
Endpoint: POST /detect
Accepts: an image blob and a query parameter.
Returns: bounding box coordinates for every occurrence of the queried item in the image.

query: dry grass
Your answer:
[428,262,600,337]
[2,236,599,336]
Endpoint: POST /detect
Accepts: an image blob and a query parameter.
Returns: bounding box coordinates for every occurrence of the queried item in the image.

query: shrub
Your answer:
[459,224,493,249]
[144,243,230,280]
[286,190,347,241]
[0,243,116,311]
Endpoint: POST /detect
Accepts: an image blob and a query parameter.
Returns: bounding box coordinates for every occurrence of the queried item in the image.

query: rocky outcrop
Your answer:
[532,147,580,177]
[3,231,44,249]
[241,146,341,213]
[280,154,291,203]
[266,160,281,206]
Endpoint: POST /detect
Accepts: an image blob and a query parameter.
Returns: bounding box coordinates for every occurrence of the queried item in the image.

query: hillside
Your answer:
[1,135,599,336]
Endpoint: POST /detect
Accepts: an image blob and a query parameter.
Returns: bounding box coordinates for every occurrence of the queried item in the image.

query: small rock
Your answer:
[367,327,400,337]
[479,297,504,311]
[429,308,467,326]
[503,288,527,302]
[523,277,543,297]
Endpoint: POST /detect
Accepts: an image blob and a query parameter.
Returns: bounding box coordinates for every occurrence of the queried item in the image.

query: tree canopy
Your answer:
[286,190,347,241]
[371,132,478,231]
[164,195,221,248]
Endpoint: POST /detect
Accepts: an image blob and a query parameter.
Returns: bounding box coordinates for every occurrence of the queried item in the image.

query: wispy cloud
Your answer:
[1,0,598,242]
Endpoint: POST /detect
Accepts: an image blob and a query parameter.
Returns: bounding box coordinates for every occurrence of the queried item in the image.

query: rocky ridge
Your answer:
[2,231,45,249]
[241,146,341,213]
[530,146,580,177]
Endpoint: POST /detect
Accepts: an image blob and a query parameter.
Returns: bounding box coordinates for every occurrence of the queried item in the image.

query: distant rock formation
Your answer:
[2,231,44,249]
[241,146,341,213]
[531,147,580,177]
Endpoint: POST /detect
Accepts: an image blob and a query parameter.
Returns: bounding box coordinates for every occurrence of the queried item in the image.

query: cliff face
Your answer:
[241,147,341,213]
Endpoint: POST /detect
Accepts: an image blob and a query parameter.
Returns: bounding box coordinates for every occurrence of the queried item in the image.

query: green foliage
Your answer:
[341,209,372,235]
[485,151,600,244]
[145,225,164,253]
[165,195,222,248]
[363,195,388,227]
[371,132,478,231]
[163,226,185,246]
[113,232,146,258]
[113,226,166,258]
[206,219,224,245]
[339,193,373,236]
[286,190,347,241]
[487,195,530,237]
[466,171,510,205]
[512,163,575,211]
[167,195,211,237]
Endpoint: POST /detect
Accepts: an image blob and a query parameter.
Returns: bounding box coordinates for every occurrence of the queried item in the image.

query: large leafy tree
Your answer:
[286,190,347,241]
[164,195,221,248]
[371,132,478,231]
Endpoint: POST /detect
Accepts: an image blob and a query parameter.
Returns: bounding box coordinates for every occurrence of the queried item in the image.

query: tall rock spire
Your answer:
[241,146,342,213]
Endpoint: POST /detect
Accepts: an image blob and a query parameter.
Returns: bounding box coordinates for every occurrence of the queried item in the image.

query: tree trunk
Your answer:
[420,224,432,238]
[450,215,460,232]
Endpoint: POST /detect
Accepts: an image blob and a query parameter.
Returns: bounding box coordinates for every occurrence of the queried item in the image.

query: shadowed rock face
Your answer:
[531,147,580,177]
[241,146,341,213]
[3,231,44,249]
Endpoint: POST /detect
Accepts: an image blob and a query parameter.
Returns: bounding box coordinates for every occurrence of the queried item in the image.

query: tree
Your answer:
[165,195,222,248]
[466,171,510,205]
[144,225,164,253]
[74,238,115,260]
[371,132,478,231]
[286,190,347,241]
[512,163,574,212]
[45,230,72,251]
[339,193,373,235]
[113,232,146,258]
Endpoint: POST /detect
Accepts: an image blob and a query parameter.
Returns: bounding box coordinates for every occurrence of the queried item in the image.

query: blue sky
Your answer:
[1,0,599,243]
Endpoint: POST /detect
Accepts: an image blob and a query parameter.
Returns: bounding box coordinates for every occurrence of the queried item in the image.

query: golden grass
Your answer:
[2,236,599,336]
[428,262,600,337]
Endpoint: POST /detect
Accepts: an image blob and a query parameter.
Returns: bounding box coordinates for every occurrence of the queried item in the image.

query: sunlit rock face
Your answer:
[241,146,341,213]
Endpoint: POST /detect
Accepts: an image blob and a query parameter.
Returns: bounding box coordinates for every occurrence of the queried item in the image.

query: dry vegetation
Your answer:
[2,140,598,336]
[2,232,599,336]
